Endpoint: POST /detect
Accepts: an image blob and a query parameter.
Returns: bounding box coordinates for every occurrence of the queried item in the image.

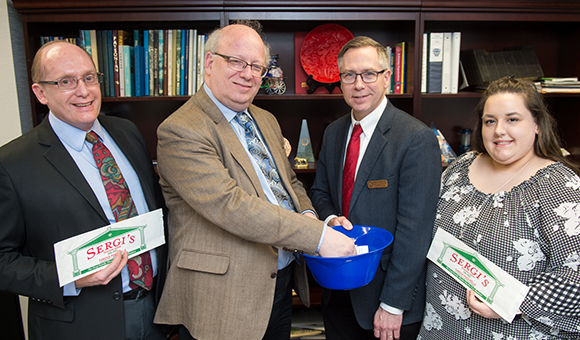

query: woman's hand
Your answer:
[466,289,502,319]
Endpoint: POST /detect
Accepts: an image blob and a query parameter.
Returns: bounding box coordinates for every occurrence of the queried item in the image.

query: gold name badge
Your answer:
[367,179,388,189]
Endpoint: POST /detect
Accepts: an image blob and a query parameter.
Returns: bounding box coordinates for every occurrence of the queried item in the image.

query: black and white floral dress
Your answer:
[418,152,580,340]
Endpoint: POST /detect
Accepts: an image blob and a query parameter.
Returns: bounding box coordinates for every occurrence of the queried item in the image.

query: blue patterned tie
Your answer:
[234,112,295,212]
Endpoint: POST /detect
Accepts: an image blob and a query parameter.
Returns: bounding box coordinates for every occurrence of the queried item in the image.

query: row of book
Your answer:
[386,42,408,94]
[421,32,462,94]
[41,29,207,97]
[534,77,580,93]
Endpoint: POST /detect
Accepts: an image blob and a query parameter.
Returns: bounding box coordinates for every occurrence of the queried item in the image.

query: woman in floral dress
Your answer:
[418,77,580,339]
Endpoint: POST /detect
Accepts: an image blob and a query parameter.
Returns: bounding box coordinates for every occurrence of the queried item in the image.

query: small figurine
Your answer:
[294,157,308,169]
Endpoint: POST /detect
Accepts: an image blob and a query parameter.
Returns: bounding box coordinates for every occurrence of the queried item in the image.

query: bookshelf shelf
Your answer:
[14,0,580,166]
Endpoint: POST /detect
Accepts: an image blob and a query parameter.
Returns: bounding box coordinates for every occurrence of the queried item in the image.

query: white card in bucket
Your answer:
[356,245,369,255]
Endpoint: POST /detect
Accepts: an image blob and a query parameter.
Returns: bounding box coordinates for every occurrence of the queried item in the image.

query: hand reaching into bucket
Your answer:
[318,227,357,257]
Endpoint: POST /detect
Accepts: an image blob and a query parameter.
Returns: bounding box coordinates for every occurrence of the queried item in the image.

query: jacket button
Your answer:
[271,273,277,279]
[113,292,121,301]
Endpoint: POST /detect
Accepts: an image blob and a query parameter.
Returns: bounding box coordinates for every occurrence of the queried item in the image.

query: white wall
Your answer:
[0,0,22,146]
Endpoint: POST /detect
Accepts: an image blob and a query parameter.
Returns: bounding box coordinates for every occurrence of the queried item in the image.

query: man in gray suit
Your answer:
[153,21,355,340]
[309,36,441,340]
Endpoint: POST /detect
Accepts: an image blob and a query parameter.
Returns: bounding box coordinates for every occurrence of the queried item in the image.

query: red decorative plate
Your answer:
[300,24,354,83]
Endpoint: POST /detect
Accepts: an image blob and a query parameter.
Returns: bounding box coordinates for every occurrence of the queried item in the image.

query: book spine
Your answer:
[428,32,443,93]
[167,29,173,97]
[189,29,197,95]
[421,33,428,93]
[144,30,149,96]
[90,30,99,72]
[180,29,186,96]
[158,30,164,96]
[106,31,114,97]
[119,44,125,97]
[112,30,120,97]
[78,30,85,49]
[152,30,159,96]
[134,30,143,97]
[149,30,155,96]
[441,32,452,94]
[84,30,92,55]
[163,29,169,96]
[175,30,182,96]
[125,45,134,97]
[450,32,461,94]
[183,29,189,96]
[394,44,402,94]
[96,30,106,95]
[401,42,406,93]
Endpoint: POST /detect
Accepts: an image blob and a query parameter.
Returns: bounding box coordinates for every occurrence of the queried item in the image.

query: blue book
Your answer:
[83,30,92,55]
[144,30,149,96]
[134,30,144,97]
[78,30,85,49]
[180,29,186,96]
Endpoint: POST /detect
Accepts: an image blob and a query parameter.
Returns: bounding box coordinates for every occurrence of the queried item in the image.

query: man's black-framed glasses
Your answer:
[339,70,387,84]
[38,72,104,91]
[213,52,268,78]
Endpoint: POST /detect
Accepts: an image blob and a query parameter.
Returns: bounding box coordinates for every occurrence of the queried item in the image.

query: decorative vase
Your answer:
[263,54,286,95]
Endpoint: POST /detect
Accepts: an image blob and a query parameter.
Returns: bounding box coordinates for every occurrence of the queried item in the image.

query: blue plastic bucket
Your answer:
[302,225,393,290]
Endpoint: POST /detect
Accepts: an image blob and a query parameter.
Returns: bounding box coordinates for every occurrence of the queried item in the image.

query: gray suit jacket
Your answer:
[0,115,165,340]
[310,101,441,328]
[154,88,324,340]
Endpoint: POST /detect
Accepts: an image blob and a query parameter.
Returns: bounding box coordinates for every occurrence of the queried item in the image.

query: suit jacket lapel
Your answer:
[38,118,108,224]
[196,89,265,197]
[349,102,394,210]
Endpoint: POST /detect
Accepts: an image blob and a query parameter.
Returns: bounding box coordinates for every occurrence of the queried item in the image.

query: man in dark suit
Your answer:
[0,41,167,340]
[309,36,442,340]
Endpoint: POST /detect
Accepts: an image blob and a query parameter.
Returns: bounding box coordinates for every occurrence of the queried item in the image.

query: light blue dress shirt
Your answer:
[49,113,158,295]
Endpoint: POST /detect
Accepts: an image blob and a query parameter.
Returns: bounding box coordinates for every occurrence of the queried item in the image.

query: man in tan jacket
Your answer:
[154,20,356,340]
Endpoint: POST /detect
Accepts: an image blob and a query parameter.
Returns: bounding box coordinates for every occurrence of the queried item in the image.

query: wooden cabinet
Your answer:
[14,1,580,171]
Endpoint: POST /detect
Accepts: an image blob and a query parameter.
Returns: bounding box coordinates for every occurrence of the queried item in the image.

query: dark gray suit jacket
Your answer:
[310,101,441,328]
[0,115,165,340]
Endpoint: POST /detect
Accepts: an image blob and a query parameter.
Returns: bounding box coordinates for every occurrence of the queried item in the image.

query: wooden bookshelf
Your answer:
[14,0,580,172]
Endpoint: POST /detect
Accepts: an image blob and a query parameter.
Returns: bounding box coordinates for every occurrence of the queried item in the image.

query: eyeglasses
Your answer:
[38,72,104,91]
[339,70,387,84]
[212,52,268,78]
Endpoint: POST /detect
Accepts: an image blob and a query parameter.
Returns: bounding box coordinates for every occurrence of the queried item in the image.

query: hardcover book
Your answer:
[428,32,444,93]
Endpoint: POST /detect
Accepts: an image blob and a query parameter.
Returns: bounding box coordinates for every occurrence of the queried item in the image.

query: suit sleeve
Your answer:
[0,162,65,309]
[156,112,324,254]
[380,127,441,309]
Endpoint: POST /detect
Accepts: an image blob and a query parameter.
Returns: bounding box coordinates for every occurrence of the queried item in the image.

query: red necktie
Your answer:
[86,131,153,290]
[342,124,362,219]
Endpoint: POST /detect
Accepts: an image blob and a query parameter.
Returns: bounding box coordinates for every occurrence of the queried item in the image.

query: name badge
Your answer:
[367,179,388,189]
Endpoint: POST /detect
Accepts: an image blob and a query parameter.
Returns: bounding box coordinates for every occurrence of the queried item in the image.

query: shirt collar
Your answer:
[350,96,388,137]
[203,83,250,123]
[49,112,103,151]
